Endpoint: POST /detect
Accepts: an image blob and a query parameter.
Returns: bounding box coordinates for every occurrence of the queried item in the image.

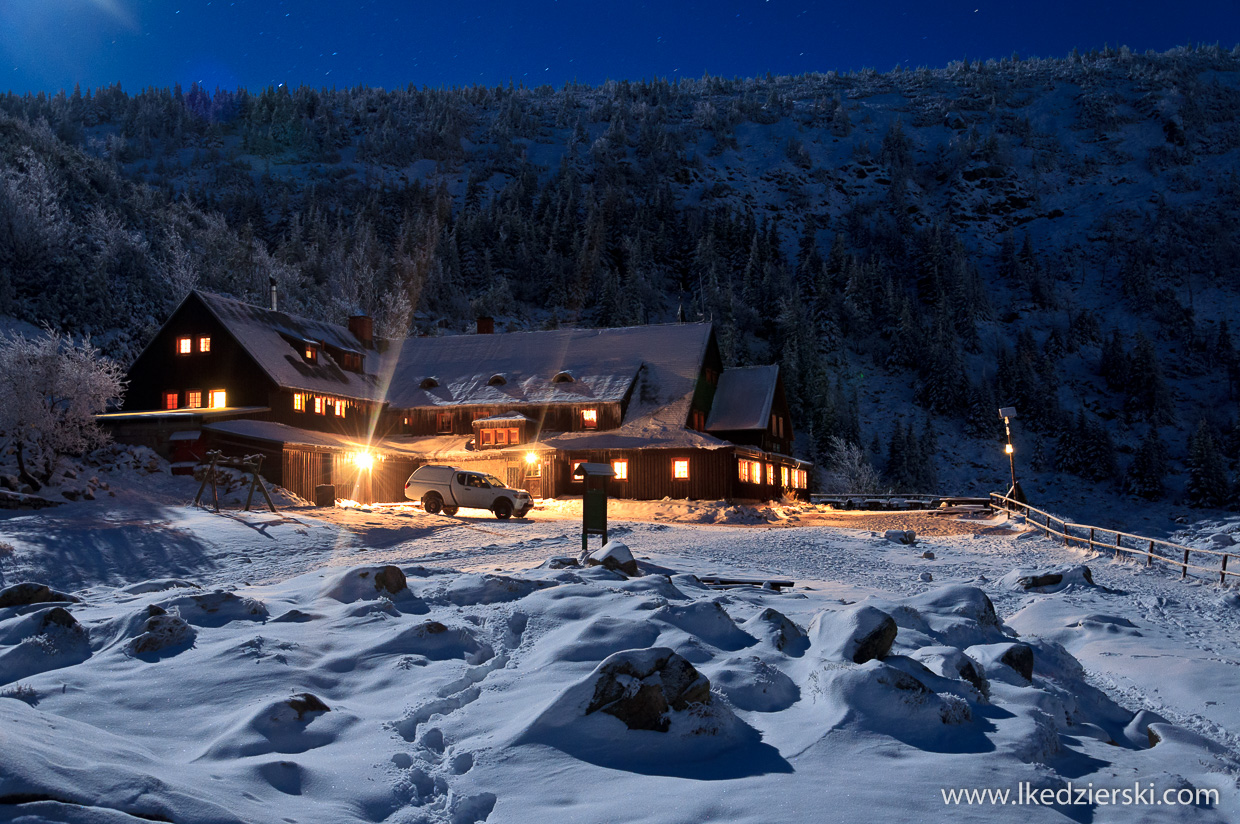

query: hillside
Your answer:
[2,44,1240,521]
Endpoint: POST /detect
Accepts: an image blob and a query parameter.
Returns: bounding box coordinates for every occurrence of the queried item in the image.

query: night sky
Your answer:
[2,1,1238,94]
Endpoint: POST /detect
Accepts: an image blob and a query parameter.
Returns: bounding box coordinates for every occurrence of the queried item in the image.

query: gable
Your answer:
[705,365,780,432]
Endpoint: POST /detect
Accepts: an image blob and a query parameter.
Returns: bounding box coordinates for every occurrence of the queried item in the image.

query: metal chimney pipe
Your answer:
[269,276,278,311]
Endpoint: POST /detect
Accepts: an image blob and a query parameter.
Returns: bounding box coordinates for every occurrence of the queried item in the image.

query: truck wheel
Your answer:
[422,492,443,515]
[493,499,513,520]
[442,506,459,516]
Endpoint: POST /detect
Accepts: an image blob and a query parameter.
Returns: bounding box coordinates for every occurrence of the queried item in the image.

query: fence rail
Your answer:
[989,492,1238,584]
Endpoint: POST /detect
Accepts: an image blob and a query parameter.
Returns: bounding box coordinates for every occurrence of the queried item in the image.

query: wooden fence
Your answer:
[989,493,1239,585]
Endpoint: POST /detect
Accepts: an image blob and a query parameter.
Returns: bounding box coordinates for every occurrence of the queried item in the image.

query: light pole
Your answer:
[999,406,1026,505]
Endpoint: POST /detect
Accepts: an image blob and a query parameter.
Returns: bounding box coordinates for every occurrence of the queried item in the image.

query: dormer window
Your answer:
[304,345,318,363]
[488,374,507,386]
[198,336,211,353]
[176,337,192,355]
[581,409,598,430]
[420,377,440,389]
[552,371,574,384]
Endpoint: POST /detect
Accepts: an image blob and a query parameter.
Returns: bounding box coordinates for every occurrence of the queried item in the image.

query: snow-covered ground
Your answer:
[1,466,1238,823]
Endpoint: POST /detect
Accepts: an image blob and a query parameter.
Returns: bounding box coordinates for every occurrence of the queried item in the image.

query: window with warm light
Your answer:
[581,409,598,430]
[313,397,324,415]
[304,345,317,363]
[335,400,345,417]
[613,460,628,480]
[187,390,203,409]
[673,459,690,480]
[781,466,790,487]
[738,460,750,483]
[766,464,775,485]
[481,430,494,446]
[209,390,226,409]
[508,427,520,444]
[163,392,178,410]
[293,393,304,412]
[198,336,211,353]
[176,337,192,355]
[571,460,585,481]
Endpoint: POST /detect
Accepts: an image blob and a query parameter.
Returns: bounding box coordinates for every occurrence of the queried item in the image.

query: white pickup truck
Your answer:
[404,465,533,519]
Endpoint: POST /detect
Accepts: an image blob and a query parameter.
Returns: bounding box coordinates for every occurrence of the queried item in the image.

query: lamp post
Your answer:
[999,407,1026,505]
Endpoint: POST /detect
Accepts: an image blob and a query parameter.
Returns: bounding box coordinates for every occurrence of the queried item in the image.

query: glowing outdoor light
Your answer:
[998,407,1025,504]
[353,452,375,471]
[524,451,538,465]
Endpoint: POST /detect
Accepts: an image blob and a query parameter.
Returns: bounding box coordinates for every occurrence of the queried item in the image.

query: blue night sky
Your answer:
[2,1,1238,94]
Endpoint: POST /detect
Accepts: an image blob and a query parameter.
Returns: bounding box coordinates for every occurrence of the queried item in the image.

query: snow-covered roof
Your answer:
[196,291,392,402]
[473,412,532,424]
[706,365,779,432]
[385,324,712,411]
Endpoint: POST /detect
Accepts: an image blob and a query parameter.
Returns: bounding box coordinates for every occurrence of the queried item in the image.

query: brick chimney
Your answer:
[348,315,374,349]
[476,316,494,335]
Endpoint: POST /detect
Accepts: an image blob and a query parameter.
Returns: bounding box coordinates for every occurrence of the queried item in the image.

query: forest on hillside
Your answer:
[2,44,1240,506]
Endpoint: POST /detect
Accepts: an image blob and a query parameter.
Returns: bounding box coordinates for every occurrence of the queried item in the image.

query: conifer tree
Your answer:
[1124,429,1168,500]
[1185,421,1230,508]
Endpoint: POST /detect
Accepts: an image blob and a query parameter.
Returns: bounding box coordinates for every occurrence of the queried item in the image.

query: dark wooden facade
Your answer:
[401,402,624,439]
[708,371,796,456]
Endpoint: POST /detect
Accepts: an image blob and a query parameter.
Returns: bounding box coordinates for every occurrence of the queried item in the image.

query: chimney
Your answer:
[476,316,494,335]
[269,276,278,312]
[348,315,374,349]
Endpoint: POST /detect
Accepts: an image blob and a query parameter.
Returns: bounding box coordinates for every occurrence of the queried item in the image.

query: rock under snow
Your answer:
[884,529,917,545]
[0,582,80,609]
[741,607,808,655]
[999,564,1095,593]
[807,604,898,664]
[583,647,712,732]
[585,540,639,576]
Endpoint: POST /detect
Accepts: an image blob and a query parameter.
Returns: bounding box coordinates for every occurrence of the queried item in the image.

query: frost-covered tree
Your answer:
[821,436,881,494]
[0,331,125,490]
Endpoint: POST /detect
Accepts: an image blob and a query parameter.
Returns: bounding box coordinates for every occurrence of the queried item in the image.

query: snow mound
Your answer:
[807,604,897,663]
[433,573,552,606]
[543,616,662,664]
[0,607,90,684]
[319,564,427,605]
[999,564,1096,593]
[158,590,268,627]
[119,578,201,595]
[353,620,495,666]
[895,585,1006,648]
[518,647,784,777]
[0,700,248,823]
[0,582,80,609]
[200,694,353,760]
[651,601,756,651]
[584,540,638,576]
[741,607,808,655]
[707,655,800,712]
[125,609,196,657]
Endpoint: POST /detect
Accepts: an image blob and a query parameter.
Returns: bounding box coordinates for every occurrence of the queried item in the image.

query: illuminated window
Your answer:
[209,390,226,409]
[176,337,192,355]
[313,397,324,415]
[198,336,211,353]
[437,412,452,434]
[293,393,304,412]
[187,390,203,409]
[163,392,178,410]
[304,345,317,362]
[508,427,520,444]
[613,460,628,480]
[673,459,690,480]
[766,464,775,485]
[495,428,508,446]
[335,400,345,417]
[781,466,790,487]
[738,460,750,483]
[481,429,494,446]
[571,460,585,482]
[581,409,598,430]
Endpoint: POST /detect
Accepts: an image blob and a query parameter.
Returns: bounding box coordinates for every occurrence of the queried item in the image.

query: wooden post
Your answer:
[1182,548,1190,579]
[1148,540,1155,568]
[1221,553,1229,585]
[1089,527,1095,552]
[244,458,259,512]
[1115,531,1122,559]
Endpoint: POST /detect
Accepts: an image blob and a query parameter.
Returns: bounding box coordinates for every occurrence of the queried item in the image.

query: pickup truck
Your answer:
[404,464,533,519]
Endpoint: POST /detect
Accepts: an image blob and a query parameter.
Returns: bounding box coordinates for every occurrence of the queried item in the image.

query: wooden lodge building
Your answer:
[105,290,812,505]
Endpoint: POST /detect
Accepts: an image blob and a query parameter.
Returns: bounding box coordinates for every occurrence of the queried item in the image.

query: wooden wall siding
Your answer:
[548,448,736,501]
[203,431,285,485]
[402,402,623,438]
[265,389,390,438]
[123,293,278,412]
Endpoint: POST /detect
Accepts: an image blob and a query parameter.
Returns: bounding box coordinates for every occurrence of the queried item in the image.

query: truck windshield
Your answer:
[482,474,505,488]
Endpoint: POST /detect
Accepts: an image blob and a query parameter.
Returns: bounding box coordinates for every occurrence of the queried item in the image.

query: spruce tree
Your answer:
[1185,421,1230,508]
[1124,429,1168,500]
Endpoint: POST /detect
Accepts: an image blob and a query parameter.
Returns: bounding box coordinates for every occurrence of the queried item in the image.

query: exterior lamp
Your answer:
[524,451,538,465]
[998,407,1026,505]
[354,452,375,471]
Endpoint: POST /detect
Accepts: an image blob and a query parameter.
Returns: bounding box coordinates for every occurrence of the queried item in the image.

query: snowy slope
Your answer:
[1,467,1239,822]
